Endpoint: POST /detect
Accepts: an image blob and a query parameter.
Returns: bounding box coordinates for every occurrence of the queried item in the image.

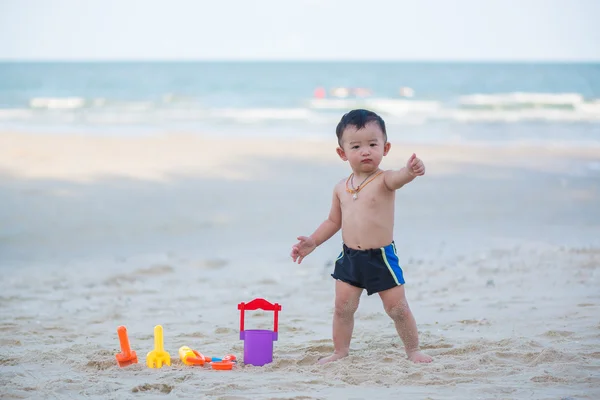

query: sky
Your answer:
[0,0,599,61]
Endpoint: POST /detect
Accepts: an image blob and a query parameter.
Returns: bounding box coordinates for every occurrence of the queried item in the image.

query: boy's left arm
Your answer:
[383,153,425,191]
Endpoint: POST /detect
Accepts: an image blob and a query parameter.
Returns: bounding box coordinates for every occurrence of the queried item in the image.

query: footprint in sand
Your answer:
[542,330,574,338]
[530,375,568,383]
[577,303,596,307]
[194,259,229,270]
[458,318,491,326]
[440,343,485,356]
[85,360,115,371]
[0,339,22,346]
[257,278,278,285]
[214,327,235,334]
[529,347,573,366]
[133,264,175,276]
[131,384,173,394]
[304,343,334,354]
[103,274,138,286]
[420,341,453,350]
[104,264,175,286]
[281,325,306,333]
[0,357,19,366]
[0,323,18,332]
[184,331,208,338]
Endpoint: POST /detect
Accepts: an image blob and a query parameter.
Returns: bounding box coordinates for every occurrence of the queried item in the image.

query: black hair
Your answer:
[335,109,387,146]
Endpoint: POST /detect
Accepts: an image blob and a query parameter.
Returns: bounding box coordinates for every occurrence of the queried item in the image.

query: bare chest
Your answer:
[339,181,395,215]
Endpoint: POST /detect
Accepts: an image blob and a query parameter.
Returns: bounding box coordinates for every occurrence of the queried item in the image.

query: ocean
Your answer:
[1,61,599,145]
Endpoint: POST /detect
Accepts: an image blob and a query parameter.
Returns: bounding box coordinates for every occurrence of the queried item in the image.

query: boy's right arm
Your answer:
[309,187,342,246]
[291,187,342,264]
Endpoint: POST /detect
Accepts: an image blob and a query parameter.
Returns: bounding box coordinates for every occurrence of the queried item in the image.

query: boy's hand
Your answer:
[291,236,317,264]
[406,153,425,177]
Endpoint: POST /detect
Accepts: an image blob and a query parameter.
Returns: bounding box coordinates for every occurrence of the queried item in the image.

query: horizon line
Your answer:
[1,58,599,64]
[0,58,600,64]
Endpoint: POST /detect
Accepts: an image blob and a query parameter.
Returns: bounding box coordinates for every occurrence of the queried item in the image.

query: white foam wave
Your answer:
[3,105,600,125]
[309,98,441,114]
[29,97,161,112]
[161,93,198,105]
[459,92,585,108]
[29,97,86,110]
[114,101,155,112]
[575,100,600,114]
[82,112,153,125]
[309,95,600,122]
[0,108,33,120]
[92,98,107,107]
[365,99,441,114]
[5,92,600,128]
[209,108,313,122]
[308,99,362,110]
[441,109,600,122]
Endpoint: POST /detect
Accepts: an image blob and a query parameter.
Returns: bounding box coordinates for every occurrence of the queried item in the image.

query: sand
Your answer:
[1,132,599,399]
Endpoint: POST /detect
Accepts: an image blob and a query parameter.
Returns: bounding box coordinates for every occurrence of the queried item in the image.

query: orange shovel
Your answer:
[115,325,138,367]
[146,325,171,368]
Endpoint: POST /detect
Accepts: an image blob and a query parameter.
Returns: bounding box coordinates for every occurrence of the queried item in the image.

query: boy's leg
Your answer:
[378,285,432,363]
[319,279,363,364]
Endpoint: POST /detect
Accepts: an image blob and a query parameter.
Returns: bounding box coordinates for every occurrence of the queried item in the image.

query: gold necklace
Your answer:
[345,169,383,200]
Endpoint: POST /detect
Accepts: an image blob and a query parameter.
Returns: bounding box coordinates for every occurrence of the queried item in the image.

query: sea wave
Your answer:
[309,99,441,114]
[308,94,600,122]
[1,93,599,127]
[458,92,590,110]
[29,97,86,110]
[207,107,313,122]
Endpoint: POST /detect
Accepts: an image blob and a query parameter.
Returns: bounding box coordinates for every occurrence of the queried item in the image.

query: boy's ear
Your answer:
[336,147,348,161]
[383,142,391,156]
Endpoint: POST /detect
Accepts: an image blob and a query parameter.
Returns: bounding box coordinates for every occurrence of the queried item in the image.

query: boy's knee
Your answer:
[385,301,410,321]
[334,298,359,319]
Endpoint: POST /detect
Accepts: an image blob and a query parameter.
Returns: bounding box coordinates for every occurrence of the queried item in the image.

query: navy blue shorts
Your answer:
[331,242,405,295]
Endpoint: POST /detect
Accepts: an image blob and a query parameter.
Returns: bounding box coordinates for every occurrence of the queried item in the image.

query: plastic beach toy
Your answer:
[210,360,234,370]
[206,354,236,363]
[115,325,138,367]
[146,325,171,368]
[179,346,236,370]
[208,354,236,370]
[238,298,282,366]
[178,346,206,366]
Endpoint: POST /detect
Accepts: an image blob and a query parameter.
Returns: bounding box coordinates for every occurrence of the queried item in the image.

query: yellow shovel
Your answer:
[146,325,171,368]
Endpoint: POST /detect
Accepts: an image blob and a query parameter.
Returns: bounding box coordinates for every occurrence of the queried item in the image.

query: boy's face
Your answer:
[336,121,391,173]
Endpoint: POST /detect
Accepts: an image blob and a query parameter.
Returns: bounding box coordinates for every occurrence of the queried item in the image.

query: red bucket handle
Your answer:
[238,298,282,333]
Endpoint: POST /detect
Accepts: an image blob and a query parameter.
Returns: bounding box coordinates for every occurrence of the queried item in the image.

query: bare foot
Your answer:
[317,352,348,364]
[408,350,432,363]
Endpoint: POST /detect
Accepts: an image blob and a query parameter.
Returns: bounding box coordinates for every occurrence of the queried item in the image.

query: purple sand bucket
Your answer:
[240,330,278,366]
[238,298,282,366]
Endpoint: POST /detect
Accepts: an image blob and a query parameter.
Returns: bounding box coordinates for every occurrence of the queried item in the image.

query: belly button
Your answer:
[357,245,361,249]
